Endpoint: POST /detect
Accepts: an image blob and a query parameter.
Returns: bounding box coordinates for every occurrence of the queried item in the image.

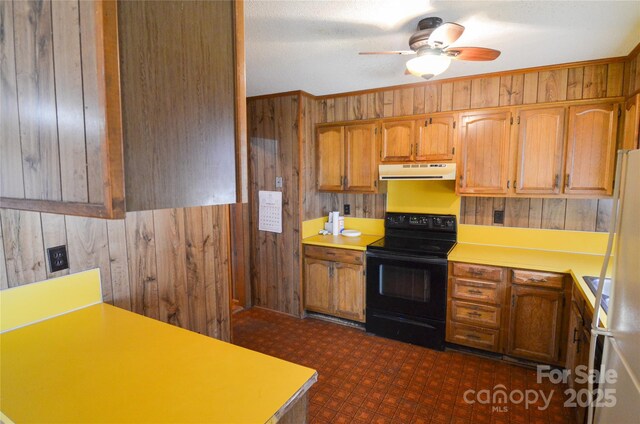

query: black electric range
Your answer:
[365,213,457,350]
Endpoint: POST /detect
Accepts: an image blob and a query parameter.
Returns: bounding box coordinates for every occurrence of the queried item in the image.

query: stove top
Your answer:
[367,213,457,258]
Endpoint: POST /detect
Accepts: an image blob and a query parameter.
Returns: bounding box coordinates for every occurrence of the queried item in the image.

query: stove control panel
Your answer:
[385,213,456,232]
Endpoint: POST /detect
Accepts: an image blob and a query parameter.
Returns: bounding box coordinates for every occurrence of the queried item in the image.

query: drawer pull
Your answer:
[467,289,483,295]
[466,311,482,318]
[469,269,484,276]
[528,277,547,283]
[465,333,481,340]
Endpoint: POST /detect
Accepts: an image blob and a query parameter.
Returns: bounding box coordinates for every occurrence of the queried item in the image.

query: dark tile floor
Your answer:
[233,308,574,424]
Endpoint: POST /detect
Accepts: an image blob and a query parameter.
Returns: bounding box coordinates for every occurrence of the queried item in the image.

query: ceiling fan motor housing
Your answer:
[409,17,444,50]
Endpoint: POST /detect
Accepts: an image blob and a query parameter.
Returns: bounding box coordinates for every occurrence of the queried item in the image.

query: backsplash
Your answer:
[460,197,612,233]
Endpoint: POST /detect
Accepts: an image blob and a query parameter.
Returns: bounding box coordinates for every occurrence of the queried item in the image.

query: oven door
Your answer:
[366,251,447,321]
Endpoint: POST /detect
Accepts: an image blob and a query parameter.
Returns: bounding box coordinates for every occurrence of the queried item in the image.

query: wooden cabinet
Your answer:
[507,284,565,363]
[0,0,246,217]
[303,246,365,322]
[448,262,570,365]
[416,115,456,162]
[623,94,640,150]
[446,262,507,352]
[380,120,415,162]
[317,126,345,191]
[565,102,619,196]
[457,111,511,195]
[514,107,566,195]
[316,122,380,193]
[380,114,456,163]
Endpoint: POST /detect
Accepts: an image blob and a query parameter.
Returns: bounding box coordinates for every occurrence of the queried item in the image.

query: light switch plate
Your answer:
[275,177,283,188]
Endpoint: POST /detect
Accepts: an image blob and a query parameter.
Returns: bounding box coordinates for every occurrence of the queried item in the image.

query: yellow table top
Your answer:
[0,303,317,423]
[449,243,609,327]
[302,234,383,251]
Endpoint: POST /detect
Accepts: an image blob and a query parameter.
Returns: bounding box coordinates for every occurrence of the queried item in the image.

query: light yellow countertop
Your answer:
[449,243,609,326]
[0,303,317,423]
[302,234,383,251]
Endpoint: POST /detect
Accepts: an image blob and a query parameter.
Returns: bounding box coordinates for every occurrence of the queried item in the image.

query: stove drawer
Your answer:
[448,322,501,352]
[452,263,505,282]
[450,300,501,328]
[451,278,502,305]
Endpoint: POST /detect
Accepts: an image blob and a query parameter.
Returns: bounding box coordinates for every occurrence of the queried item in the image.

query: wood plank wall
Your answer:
[0,0,104,203]
[0,206,232,341]
[248,95,303,316]
[312,59,627,225]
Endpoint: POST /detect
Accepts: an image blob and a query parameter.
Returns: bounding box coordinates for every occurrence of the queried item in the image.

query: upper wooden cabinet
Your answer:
[0,0,246,217]
[514,107,566,195]
[317,126,344,191]
[380,114,456,163]
[416,115,456,162]
[457,111,511,195]
[623,94,640,150]
[316,122,380,193]
[565,103,619,196]
[380,120,415,162]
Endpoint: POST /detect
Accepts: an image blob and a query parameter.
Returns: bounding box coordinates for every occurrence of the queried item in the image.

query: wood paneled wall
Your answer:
[311,59,627,224]
[248,95,303,316]
[460,197,612,232]
[0,205,231,341]
[0,0,104,203]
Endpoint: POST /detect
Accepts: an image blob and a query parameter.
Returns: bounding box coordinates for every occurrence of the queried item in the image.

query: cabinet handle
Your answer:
[565,173,571,188]
[466,311,482,317]
[469,269,484,276]
[527,277,547,283]
[465,333,481,340]
[554,174,559,189]
[572,328,580,343]
[410,144,413,156]
[507,180,510,189]
[467,288,483,295]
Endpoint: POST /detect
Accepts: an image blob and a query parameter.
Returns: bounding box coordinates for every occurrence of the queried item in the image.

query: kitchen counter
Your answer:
[302,233,383,251]
[0,272,316,423]
[449,243,610,327]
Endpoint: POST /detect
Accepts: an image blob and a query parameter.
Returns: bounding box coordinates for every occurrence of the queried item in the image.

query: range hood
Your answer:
[379,163,456,181]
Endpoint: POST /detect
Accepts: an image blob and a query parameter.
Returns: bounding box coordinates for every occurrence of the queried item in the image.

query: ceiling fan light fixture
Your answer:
[406,53,451,79]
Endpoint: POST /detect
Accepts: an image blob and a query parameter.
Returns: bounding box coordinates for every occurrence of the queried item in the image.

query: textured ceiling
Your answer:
[245,0,640,97]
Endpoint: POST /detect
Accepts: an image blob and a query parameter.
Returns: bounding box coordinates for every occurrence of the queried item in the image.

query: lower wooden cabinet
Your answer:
[303,246,365,322]
[506,284,565,363]
[447,262,570,366]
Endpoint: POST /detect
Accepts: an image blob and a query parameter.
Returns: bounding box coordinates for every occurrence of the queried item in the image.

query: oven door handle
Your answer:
[369,313,437,330]
[366,251,446,265]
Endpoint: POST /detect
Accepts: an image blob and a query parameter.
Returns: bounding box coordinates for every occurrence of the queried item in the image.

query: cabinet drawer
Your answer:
[448,322,500,352]
[304,245,364,265]
[451,278,501,304]
[450,300,501,328]
[452,263,505,282]
[512,269,564,289]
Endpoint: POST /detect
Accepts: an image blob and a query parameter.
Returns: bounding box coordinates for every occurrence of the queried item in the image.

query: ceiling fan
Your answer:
[360,17,500,79]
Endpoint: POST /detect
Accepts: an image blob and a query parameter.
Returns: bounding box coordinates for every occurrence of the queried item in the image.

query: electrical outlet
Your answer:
[47,245,69,273]
[493,210,505,224]
[343,204,351,215]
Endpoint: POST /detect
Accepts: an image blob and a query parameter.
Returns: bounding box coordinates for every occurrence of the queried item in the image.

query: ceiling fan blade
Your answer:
[404,69,411,75]
[428,22,464,48]
[445,47,501,61]
[359,51,416,55]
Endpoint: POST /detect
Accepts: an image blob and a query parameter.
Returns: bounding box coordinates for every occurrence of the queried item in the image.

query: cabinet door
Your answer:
[458,111,511,194]
[416,115,456,162]
[565,301,583,389]
[565,103,618,196]
[304,258,333,314]
[317,126,345,191]
[623,94,639,150]
[515,107,566,195]
[381,120,415,162]
[333,262,365,322]
[507,285,564,363]
[345,124,378,192]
